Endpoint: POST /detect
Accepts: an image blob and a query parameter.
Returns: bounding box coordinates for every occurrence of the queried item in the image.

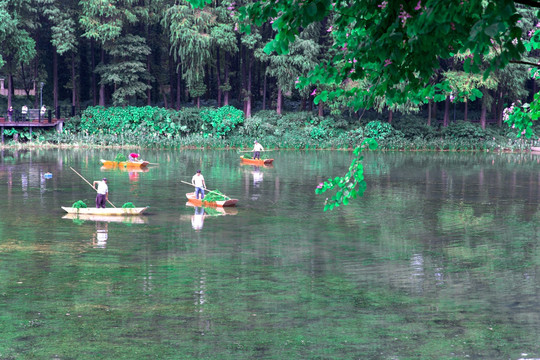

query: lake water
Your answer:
[1,148,540,359]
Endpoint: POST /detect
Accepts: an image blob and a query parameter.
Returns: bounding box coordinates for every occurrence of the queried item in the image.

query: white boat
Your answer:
[62,213,147,224]
[61,206,149,216]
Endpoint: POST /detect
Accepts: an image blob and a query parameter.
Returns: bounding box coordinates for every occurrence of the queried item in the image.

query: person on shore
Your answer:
[7,106,13,122]
[128,153,140,162]
[92,178,108,208]
[40,105,46,119]
[21,105,28,121]
[252,140,264,160]
[191,170,206,199]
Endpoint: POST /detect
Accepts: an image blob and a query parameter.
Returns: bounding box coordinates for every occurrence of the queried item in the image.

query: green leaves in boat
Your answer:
[115,153,127,162]
[72,200,88,208]
[204,189,227,202]
[122,202,136,208]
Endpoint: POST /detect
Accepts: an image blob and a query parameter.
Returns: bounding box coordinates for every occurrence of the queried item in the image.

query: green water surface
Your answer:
[1,149,540,359]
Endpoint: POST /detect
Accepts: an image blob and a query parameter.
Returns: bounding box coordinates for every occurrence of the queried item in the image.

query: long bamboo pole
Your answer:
[180,180,232,200]
[70,166,117,208]
[237,149,275,153]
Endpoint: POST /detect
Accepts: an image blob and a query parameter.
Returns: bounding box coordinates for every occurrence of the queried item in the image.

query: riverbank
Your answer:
[0,105,536,152]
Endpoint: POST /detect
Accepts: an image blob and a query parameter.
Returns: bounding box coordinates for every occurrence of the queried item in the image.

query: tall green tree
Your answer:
[0,0,36,108]
[163,1,214,108]
[80,0,153,106]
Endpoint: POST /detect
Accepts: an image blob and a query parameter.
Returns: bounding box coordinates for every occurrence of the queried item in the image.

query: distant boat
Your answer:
[61,206,149,216]
[531,147,540,153]
[185,192,238,207]
[240,157,274,166]
[100,159,150,169]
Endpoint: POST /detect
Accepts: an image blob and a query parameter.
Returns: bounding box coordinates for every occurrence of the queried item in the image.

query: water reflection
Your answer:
[191,207,205,231]
[252,166,263,187]
[92,221,108,248]
[7,149,540,358]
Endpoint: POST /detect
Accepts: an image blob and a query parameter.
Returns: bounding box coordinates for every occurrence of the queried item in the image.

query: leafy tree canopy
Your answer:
[201,0,534,111]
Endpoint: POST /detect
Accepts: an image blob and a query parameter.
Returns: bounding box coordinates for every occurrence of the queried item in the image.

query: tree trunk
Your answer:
[224,52,230,106]
[318,101,323,117]
[33,57,39,108]
[497,90,504,127]
[196,96,200,109]
[432,101,437,123]
[216,48,222,107]
[71,52,77,108]
[176,67,181,110]
[147,56,151,106]
[427,100,432,126]
[99,48,105,106]
[443,96,450,127]
[464,100,468,122]
[480,97,487,130]
[245,50,252,118]
[262,72,267,110]
[91,40,97,106]
[388,109,393,123]
[277,87,282,115]
[7,74,12,108]
[53,50,58,116]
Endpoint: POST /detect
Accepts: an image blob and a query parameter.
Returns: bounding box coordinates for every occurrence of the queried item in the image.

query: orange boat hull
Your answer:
[240,157,274,165]
[185,192,238,207]
[100,159,150,169]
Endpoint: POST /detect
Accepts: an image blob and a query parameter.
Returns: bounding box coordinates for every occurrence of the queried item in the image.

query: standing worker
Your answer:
[7,106,13,122]
[92,178,108,208]
[21,105,28,121]
[252,140,264,160]
[191,170,206,199]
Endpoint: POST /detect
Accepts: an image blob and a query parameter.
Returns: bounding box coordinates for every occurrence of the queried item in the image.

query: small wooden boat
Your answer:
[61,206,149,216]
[100,166,149,173]
[63,214,147,224]
[100,159,150,169]
[185,192,238,207]
[240,157,274,165]
[531,147,540,153]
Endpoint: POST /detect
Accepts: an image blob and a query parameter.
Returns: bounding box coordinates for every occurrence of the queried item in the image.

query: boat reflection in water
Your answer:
[183,203,239,230]
[62,214,148,248]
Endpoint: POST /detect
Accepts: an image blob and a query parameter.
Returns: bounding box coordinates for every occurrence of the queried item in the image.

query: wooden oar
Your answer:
[237,149,275,153]
[70,166,117,208]
[180,180,232,200]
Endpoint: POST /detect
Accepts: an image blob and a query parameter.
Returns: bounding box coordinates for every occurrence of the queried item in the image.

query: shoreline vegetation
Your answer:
[1,105,538,153]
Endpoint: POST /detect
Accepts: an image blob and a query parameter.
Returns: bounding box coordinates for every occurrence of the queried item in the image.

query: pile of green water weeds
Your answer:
[115,153,127,162]
[72,200,87,208]
[203,190,227,202]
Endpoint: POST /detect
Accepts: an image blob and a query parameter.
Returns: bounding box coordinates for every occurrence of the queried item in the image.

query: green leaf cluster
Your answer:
[79,106,191,137]
[315,138,378,211]
[71,200,87,208]
[200,105,244,138]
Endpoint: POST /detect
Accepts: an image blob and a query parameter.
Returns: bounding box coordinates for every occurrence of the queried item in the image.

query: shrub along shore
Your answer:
[0,105,537,152]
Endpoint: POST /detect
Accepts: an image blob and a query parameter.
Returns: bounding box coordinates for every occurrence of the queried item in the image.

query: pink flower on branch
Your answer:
[384,59,392,67]
[311,89,317,96]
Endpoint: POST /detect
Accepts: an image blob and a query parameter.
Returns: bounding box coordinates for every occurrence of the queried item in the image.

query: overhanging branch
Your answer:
[510,60,540,67]
[515,0,540,8]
